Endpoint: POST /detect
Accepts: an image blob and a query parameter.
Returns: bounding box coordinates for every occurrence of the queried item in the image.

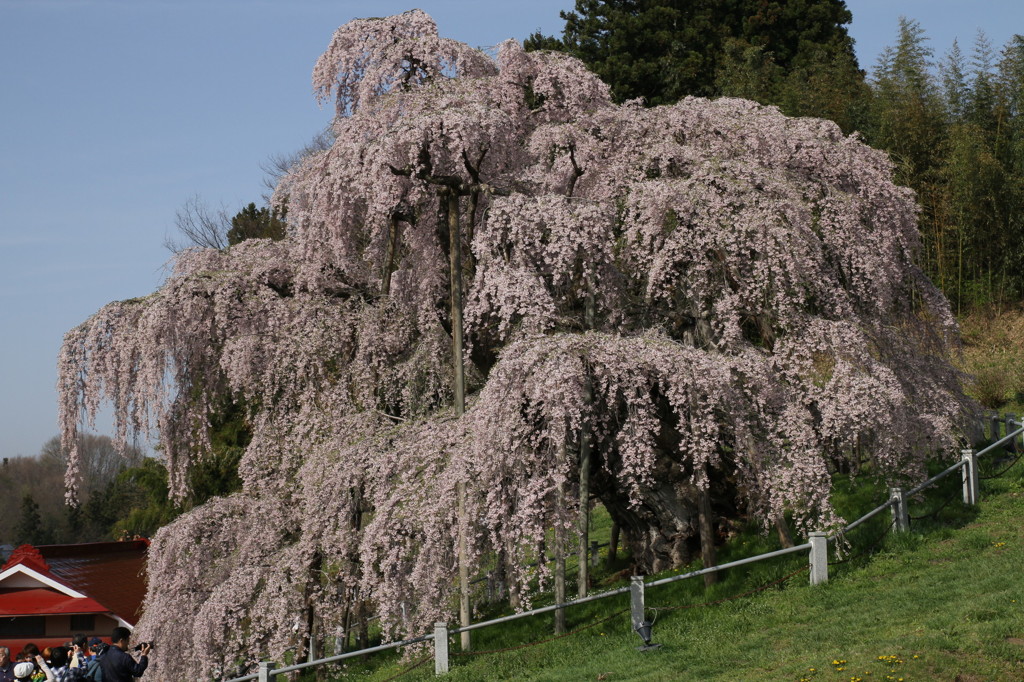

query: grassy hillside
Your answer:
[301,451,1023,681]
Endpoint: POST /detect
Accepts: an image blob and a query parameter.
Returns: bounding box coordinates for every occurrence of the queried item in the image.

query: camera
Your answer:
[133,642,153,652]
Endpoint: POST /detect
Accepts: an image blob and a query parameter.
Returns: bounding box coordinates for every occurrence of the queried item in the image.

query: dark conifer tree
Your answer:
[227,202,287,246]
[526,0,864,112]
[15,494,48,545]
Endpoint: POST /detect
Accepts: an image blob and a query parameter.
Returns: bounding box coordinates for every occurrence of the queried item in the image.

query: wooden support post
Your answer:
[578,370,594,599]
[448,192,471,651]
[577,284,595,599]
[809,532,828,585]
[890,487,910,532]
[990,412,1001,443]
[590,540,600,568]
[554,485,567,634]
[307,610,317,663]
[697,484,717,587]
[434,622,449,675]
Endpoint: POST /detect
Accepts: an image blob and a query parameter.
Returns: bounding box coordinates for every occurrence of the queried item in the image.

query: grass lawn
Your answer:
[302,453,1024,682]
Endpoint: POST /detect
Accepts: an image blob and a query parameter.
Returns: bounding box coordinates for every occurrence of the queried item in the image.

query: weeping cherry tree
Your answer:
[57,11,971,680]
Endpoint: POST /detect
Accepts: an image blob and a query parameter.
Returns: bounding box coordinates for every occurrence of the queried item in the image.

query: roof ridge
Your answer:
[1,544,52,573]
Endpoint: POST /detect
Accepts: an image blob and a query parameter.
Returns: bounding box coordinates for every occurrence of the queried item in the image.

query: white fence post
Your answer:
[962,448,979,505]
[808,532,828,585]
[434,622,449,675]
[629,576,645,633]
[890,487,910,532]
[257,662,275,682]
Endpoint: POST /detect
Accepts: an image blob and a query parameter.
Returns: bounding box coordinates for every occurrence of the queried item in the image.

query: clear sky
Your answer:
[1,0,1022,460]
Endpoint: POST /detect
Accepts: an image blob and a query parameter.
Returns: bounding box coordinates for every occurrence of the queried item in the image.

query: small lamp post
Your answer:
[634,619,662,652]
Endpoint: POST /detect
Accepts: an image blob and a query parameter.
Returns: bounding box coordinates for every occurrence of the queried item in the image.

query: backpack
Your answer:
[82,658,103,682]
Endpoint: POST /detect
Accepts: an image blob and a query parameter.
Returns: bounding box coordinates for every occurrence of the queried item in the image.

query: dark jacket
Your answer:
[82,656,103,682]
[98,647,147,682]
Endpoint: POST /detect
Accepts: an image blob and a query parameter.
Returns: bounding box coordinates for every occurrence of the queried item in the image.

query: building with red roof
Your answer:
[0,540,148,654]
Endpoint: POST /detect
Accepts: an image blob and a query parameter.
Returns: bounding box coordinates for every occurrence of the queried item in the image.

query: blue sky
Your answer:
[1,0,1022,459]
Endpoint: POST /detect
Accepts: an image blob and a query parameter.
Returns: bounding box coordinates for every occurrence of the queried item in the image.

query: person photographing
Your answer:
[99,628,150,682]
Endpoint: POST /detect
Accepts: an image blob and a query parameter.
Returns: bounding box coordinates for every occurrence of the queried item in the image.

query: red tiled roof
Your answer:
[0,587,108,616]
[36,541,149,625]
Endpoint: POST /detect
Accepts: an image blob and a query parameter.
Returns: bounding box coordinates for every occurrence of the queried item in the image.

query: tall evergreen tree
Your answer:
[15,494,48,545]
[527,0,864,115]
[941,40,969,120]
[866,18,949,291]
[227,202,287,246]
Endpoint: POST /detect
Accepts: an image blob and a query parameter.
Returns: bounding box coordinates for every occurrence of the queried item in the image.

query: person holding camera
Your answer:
[98,628,149,682]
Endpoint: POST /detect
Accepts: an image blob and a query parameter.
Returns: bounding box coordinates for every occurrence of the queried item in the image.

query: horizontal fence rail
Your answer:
[840,496,896,534]
[233,633,437,681]
[225,414,1022,681]
[644,543,811,589]
[452,584,632,635]
[906,458,968,496]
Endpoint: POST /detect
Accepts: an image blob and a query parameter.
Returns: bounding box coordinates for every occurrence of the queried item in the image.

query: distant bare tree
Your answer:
[259,126,335,200]
[0,434,146,544]
[166,128,334,253]
[163,195,232,253]
[40,433,145,499]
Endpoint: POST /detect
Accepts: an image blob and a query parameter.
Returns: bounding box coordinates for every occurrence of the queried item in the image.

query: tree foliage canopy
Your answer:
[526,0,861,108]
[853,22,1024,311]
[58,11,969,679]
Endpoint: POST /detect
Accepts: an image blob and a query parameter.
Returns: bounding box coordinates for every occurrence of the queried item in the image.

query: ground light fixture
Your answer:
[634,619,663,652]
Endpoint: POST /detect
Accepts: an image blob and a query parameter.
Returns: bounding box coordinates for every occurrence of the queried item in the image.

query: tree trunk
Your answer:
[774,513,795,548]
[607,521,620,567]
[596,474,696,573]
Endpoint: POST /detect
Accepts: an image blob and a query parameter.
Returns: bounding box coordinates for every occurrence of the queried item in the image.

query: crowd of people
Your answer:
[0,627,151,682]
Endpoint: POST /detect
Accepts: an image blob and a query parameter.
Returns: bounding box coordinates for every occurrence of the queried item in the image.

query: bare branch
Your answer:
[164,195,231,253]
[260,126,336,200]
